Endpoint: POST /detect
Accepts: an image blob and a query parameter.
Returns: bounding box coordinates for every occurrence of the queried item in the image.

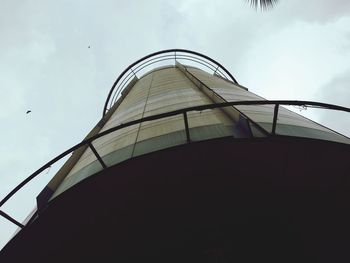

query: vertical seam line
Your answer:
[131,73,154,156]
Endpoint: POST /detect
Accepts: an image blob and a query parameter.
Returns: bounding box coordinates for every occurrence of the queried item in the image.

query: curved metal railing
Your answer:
[103,49,239,116]
[1,100,350,231]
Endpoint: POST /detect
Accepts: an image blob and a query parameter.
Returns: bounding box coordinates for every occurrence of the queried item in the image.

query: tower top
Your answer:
[103,49,238,116]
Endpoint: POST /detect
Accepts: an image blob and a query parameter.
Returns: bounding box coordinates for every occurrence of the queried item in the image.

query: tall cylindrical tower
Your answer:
[1,49,350,262]
[39,50,350,203]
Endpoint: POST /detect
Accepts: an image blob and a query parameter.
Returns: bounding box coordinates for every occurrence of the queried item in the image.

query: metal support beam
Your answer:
[183,112,191,143]
[213,65,219,75]
[88,142,107,169]
[0,210,24,229]
[130,68,137,78]
[272,104,279,135]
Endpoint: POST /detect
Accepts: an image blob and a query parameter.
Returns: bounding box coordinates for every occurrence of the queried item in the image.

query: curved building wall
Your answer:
[51,63,350,199]
[52,65,241,198]
[187,67,349,143]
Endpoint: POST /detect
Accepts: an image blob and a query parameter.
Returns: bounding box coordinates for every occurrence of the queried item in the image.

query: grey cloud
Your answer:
[317,71,350,109]
[285,0,350,23]
[316,71,350,137]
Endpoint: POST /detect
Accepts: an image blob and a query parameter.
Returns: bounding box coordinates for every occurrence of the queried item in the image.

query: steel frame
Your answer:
[1,99,349,230]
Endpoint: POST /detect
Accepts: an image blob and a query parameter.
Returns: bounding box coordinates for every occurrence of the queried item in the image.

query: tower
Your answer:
[1,49,350,262]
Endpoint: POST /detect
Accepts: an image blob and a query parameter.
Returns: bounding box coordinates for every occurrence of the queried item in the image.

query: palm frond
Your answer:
[246,0,279,10]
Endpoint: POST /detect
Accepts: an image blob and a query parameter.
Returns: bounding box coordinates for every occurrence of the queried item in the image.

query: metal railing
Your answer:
[103,49,238,116]
[1,100,350,231]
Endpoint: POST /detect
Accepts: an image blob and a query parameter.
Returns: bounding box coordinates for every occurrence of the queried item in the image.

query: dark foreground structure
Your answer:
[1,49,350,262]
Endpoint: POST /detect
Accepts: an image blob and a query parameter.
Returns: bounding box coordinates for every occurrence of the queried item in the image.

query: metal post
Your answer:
[183,112,191,143]
[88,142,107,169]
[271,104,279,135]
[0,210,24,228]
[130,68,136,78]
[213,65,219,75]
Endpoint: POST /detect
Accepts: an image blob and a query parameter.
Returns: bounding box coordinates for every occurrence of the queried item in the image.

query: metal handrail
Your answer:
[108,54,228,107]
[103,49,239,116]
[1,100,350,230]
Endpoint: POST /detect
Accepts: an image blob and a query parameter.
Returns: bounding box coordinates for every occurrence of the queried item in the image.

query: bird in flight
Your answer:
[88,46,91,49]
[26,110,32,114]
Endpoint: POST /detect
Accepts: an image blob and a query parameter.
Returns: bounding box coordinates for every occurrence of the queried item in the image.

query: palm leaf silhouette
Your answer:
[246,0,279,10]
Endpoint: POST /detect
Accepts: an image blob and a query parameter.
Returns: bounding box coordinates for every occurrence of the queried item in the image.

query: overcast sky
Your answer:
[1,0,350,249]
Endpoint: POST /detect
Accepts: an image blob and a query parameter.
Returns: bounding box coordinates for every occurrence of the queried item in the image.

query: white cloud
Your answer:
[238,17,350,101]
